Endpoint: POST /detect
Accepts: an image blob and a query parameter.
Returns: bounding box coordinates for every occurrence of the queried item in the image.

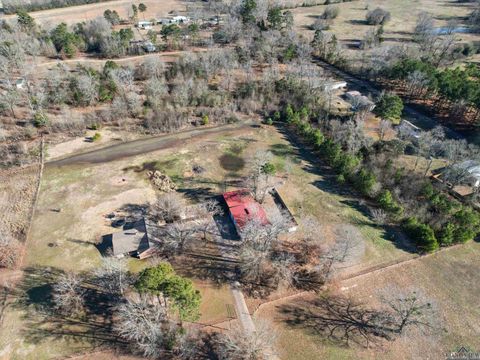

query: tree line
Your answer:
[273,103,480,253]
[386,59,480,126]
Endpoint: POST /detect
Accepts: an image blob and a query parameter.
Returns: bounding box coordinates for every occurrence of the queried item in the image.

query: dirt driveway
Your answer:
[47,121,256,167]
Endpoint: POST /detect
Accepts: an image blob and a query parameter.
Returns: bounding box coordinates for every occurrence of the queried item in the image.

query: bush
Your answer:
[336,173,346,184]
[333,153,361,176]
[377,189,403,216]
[92,132,101,141]
[366,8,391,25]
[265,117,273,125]
[33,112,49,128]
[403,217,439,252]
[374,93,404,123]
[321,6,340,20]
[354,168,377,196]
[201,114,209,125]
[437,222,456,246]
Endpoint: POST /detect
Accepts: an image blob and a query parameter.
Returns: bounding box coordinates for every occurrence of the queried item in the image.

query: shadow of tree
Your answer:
[12,267,125,350]
[278,294,394,348]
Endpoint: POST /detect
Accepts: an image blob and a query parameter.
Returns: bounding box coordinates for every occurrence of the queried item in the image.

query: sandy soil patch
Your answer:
[46,128,136,161]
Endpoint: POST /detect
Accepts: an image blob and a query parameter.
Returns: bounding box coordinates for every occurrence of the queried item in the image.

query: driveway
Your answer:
[47,121,256,167]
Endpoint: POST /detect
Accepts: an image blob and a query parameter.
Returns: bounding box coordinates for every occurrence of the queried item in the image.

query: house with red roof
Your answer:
[223,189,269,234]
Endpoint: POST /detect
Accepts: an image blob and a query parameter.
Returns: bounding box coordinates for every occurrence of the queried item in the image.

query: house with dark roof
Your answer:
[108,218,158,259]
[223,189,269,235]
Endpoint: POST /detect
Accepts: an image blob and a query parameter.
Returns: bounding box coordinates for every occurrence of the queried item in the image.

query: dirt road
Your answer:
[47,121,256,167]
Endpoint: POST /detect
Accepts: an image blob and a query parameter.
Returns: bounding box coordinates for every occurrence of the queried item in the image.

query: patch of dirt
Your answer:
[47,129,131,161]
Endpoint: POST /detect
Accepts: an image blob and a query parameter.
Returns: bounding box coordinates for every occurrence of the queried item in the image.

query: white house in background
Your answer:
[157,16,189,25]
[323,81,347,92]
[345,90,376,112]
[137,21,153,29]
[171,15,190,23]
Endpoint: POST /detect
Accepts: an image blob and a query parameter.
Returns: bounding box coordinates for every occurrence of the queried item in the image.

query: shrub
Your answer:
[374,93,404,123]
[333,153,361,176]
[366,8,391,25]
[322,6,340,20]
[377,189,403,216]
[33,112,49,128]
[265,117,273,125]
[437,222,455,246]
[92,132,101,141]
[201,114,209,125]
[403,217,439,252]
[354,168,377,196]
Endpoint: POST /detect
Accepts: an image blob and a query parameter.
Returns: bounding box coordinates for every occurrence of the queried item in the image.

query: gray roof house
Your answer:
[110,218,158,259]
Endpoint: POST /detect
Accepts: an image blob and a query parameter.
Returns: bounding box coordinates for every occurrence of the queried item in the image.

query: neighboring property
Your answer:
[223,189,269,234]
[157,16,190,25]
[107,218,158,259]
[171,15,190,23]
[345,90,376,112]
[431,160,480,201]
[137,21,153,29]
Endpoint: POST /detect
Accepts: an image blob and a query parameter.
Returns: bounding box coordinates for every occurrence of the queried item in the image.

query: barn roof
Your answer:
[223,189,268,229]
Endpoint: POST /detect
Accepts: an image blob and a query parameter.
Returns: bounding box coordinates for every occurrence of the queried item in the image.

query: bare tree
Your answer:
[370,208,387,225]
[162,222,197,254]
[247,150,276,203]
[195,199,223,241]
[154,193,185,223]
[52,272,85,315]
[214,319,276,360]
[115,295,177,359]
[93,256,129,296]
[379,287,439,335]
[0,85,20,118]
[378,119,392,141]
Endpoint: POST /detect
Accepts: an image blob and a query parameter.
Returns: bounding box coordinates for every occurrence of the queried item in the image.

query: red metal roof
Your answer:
[223,189,269,229]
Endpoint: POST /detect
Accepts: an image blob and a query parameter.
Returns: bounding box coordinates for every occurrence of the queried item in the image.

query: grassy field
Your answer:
[291,0,479,65]
[1,124,419,358]
[256,240,480,360]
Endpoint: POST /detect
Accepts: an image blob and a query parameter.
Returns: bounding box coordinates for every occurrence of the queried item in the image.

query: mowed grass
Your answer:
[257,241,480,360]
